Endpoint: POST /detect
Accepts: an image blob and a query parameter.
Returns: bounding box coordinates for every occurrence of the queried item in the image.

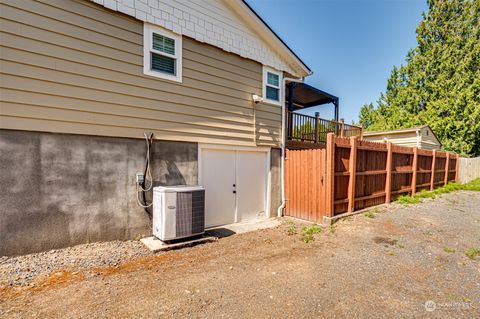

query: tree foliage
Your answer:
[358,0,480,156]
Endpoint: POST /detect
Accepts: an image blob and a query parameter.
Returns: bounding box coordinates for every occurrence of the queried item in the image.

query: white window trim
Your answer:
[262,66,283,106]
[143,23,182,83]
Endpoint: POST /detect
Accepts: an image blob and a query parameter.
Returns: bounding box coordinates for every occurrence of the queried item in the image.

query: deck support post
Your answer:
[287,83,295,141]
[325,133,335,217]
[411,147,418,194]
[385,142,393,204]
[314,112,319,143]
[333,98,339,123]
[347,136,358,212]
[430,150,436,190]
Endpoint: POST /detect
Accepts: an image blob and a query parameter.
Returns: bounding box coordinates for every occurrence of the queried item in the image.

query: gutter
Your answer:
[277,76,304,217]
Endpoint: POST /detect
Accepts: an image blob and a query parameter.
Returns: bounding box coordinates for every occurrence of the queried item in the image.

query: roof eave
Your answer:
[230,0,312,78]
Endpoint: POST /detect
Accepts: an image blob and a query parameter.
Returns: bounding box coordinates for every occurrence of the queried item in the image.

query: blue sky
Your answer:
[245,0,428,124]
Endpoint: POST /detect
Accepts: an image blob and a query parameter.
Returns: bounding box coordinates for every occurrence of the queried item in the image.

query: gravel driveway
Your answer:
[1,191,479,318]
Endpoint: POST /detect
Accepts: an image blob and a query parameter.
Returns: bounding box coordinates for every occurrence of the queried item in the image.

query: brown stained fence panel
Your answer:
[448,156,457,182]
[284,133,459,223]
[416,154,433,192]
[434,154,447,186]
[333,143,350,214]
[354,139,388,211]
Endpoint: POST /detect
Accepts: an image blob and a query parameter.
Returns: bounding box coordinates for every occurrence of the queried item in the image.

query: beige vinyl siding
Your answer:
[363,128,441,151]
[419,126,441,150]
[363,132,419,148]
[0,0,281,146]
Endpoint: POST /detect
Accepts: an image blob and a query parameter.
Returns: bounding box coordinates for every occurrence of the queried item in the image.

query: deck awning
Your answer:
[286,82,339,121]
[286,83,338,109]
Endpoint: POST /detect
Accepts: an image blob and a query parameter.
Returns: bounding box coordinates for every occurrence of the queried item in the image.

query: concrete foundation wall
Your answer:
[269,148,282,217]
[458,157,480,184]
[0,130,197,256]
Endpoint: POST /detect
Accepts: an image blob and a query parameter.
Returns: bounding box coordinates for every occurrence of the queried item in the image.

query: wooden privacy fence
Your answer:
[285,133,459,222]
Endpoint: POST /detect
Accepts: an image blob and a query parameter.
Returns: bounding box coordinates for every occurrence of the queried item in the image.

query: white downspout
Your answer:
[277,77,304,217]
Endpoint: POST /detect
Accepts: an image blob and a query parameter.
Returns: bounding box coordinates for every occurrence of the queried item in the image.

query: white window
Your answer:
[263,67,282,105]
[143,23,182,82]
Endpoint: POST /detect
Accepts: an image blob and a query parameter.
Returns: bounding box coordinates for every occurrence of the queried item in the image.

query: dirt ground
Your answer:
[1,191,479,318]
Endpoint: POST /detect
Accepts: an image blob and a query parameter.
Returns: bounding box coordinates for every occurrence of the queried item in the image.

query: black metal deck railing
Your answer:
[286,111,362,147]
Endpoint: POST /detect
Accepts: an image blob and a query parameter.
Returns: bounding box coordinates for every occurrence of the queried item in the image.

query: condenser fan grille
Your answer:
[176,190,205,237]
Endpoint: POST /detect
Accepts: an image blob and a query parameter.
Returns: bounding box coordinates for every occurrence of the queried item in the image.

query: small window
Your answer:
[263,67,282,105]
[144,23,182,82]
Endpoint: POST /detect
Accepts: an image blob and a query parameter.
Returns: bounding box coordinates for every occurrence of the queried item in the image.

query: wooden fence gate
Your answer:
[284,134,459,222]
[284,149,327,222]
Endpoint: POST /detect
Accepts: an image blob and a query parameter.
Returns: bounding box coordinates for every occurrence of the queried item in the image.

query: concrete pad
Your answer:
[207,218,281,235]
[140,236,217,253]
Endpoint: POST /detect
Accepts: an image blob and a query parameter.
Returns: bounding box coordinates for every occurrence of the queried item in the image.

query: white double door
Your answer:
[200,147,269,228]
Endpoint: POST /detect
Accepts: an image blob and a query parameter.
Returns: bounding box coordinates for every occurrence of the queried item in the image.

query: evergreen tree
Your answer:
[359,0,480,156]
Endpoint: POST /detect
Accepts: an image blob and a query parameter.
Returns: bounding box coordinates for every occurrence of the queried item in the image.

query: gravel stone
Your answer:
[0,240,151,288]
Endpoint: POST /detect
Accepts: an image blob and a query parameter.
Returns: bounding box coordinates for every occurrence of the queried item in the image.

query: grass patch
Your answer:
[397,195,422,205]
[443,246,456,253]
[364,211,375,218]
[396,178,480,205]
[463,178,480,191]
[465,247,480,260]
[301,225,322,243]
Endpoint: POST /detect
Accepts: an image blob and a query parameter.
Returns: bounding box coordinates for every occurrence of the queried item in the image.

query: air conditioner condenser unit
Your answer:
[152,185,205,241]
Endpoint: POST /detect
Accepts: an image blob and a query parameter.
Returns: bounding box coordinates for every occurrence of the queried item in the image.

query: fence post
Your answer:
[455,154,459,182]
[314,112,319,143]
[385,142,393,204]
[347,136,358,212]
[411,147,418,194]
[444,152,450,185]
[340,119,345,137]
[325,133,335,217]
[430,150,436,191]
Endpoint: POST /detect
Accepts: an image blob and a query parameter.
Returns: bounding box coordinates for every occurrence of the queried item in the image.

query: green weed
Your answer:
[286,221,297,236]
[443,246,456,253]
[465,247,480,260]
[301,225,322,243]
[302,225,322,235]
[301,234,315,243]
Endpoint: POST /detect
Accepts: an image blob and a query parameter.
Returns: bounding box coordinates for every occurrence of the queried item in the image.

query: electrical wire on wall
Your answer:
[136,132,154,218]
